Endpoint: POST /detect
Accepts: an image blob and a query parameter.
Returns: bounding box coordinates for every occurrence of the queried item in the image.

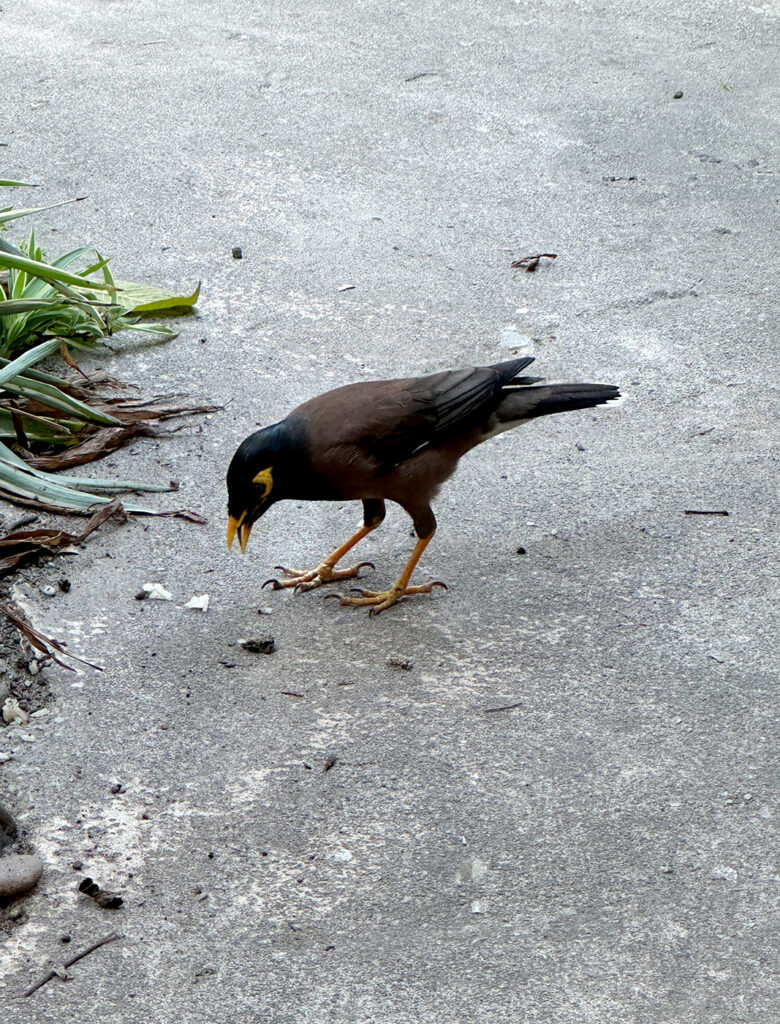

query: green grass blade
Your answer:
[0,338,61,384]
[0,250,116,292]
[0,299,59,316]
[0,197,82,227]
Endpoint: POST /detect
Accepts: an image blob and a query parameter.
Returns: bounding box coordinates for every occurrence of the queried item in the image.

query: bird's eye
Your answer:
[252,466,273,500]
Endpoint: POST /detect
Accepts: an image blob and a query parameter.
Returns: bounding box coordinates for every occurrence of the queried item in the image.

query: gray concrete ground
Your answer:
[1,0,778,1020]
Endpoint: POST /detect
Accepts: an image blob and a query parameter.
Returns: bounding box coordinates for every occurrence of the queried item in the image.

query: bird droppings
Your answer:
[241,637,276,654]
[498,329,533,350]
[184,594,210,612]
[257,606,274,616]
[39,585,57,598]
[386,656,413,670]
[140,583,173,601]
[2,698,28,726]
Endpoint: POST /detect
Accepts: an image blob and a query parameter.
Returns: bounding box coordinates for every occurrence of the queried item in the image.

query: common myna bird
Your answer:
[227,357,619,614]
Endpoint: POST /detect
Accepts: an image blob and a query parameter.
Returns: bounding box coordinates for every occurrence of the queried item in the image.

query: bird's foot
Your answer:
[262,561,375,593]
[327,580,447,615]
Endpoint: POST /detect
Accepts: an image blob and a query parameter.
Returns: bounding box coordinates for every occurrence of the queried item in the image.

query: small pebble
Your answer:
[232,246,243,259]
[257,607,274,616]
[0,800,17,848]
[516,546,527,555]
[58,578,71,592]
[673,90,683,99]
[0,854,43,899]
[40,585,57,598]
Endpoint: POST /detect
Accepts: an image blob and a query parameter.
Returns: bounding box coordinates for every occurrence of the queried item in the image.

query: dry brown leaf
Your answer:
[0,602,103,671]
[0,499,126,576]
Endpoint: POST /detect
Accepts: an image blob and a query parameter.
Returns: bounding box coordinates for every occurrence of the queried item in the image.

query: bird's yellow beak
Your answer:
[227,513,252,553]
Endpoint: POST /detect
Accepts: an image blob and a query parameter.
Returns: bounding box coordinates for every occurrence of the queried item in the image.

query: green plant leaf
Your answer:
[0,338,61,384]
[0,299,59,316]
[113,280,200,313]
[0,197,82,227]
[0,250,116,292]
[0,180,37,188]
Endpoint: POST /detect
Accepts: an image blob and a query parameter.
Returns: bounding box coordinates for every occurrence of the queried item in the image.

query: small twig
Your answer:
[404,71,439,82]
[483,701,524,714]
[24,932,122,997]
[6,513,38,532]
[322,754,337,773]
[684,509,729,516]
[10,410,29,449]
[511,253,557,273]
[280,691,304,698]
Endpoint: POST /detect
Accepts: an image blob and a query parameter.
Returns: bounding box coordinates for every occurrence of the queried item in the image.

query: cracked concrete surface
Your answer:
[0,0,778,1021]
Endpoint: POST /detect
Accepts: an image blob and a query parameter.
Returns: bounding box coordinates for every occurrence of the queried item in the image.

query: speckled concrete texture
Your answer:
[0,1,777,1020]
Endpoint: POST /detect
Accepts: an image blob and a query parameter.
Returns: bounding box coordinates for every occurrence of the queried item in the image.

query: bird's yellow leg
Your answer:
[331,534,447,615]
[263,523,376,593]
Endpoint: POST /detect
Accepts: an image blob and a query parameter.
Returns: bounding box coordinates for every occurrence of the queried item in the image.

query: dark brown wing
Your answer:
[360,358,536,474]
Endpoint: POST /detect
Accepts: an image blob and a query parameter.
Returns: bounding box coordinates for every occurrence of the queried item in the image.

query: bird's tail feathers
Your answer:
[495,383,620,426]
[491,356,536,383]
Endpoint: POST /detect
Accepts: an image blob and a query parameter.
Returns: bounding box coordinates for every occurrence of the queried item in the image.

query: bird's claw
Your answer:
[262,577,285,590]
[263,561,376,594]
[334,579,448,615]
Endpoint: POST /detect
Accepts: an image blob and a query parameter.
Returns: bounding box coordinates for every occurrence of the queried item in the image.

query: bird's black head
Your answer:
[226,418,306,552]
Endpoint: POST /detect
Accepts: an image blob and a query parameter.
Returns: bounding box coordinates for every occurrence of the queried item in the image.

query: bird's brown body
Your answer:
[296,380,474,527]
[227,358,619,613]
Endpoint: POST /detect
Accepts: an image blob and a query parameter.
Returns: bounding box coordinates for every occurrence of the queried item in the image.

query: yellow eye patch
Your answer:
[252,466,273,499]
